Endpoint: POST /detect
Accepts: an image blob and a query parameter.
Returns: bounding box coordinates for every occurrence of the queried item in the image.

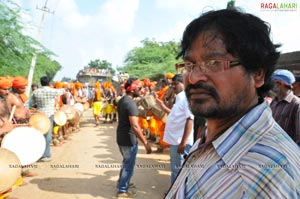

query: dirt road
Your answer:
[10,109,171,199]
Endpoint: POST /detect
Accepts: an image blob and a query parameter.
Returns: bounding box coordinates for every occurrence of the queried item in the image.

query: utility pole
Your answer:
[26,0,54,96]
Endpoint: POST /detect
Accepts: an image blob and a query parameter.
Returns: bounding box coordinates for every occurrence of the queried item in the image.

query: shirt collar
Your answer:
[211,101,275,169]
[284,91,294,103]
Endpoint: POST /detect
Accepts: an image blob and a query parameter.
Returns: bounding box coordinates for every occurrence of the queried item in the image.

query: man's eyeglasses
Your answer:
[175,60,241,75]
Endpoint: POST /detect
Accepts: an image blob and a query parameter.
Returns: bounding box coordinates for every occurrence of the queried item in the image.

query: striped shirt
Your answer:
[29,86,65,117]
[165,102,300,199]
[270,91,300,143]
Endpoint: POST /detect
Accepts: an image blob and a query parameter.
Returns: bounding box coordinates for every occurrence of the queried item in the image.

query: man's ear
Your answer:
[252,68,265,88]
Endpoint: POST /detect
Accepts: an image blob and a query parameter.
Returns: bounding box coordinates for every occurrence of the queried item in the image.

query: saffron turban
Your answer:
[12,76,28,89]
[165,73,175,79]
[0,77,12,88]
[54,81,63,88]
[143,78,151,87]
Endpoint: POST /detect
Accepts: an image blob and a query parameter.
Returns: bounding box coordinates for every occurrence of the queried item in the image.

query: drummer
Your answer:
[11,76,29,104]
[0,94,22,199]
[73,82,87,103]
[93,81,102,126]
[0,97,15,140]
[0,77,29,124]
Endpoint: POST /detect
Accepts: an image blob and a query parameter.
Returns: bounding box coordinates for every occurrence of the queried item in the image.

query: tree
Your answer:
[0,0,62,81]
[121,39,181,80]
[84,59,115,75]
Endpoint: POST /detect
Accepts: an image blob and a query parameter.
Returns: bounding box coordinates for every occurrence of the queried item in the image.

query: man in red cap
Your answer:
[116,77,152,198]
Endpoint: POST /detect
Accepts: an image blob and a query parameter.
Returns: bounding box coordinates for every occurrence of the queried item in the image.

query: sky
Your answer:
[16,0,300,81]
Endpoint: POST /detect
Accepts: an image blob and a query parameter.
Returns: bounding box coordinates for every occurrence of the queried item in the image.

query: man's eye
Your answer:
[207,60,219,66]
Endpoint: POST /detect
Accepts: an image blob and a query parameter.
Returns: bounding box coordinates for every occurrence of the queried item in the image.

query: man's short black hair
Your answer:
[124,77,138,93]
[161,79,167,83]
[172,74,183,83]
[40,76,51,86]
[177,9,280,99]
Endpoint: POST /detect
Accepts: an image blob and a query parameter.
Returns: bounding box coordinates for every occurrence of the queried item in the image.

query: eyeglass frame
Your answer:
[175,59,241,75]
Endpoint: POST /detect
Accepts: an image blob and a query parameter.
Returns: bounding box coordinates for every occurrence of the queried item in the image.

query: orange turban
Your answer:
[54,81,63,88]
[12,76,28,89]
[75,82,82,88]
[143,78,151,87]
[0,77,12,88]
[165,73,175,79]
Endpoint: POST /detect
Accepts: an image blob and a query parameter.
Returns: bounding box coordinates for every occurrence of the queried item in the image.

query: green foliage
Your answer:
[121,38,181,80]
[0,0,61,81]
[84,59,116,75]
[61,77,74,82]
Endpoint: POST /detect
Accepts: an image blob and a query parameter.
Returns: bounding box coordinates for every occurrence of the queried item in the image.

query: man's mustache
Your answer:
[185,82,219,100]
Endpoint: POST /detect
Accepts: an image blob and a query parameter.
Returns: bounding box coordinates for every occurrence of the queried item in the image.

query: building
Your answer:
[76,68,112,84]
[276,51,300,76]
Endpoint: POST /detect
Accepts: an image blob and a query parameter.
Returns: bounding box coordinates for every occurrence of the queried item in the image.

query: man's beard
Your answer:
[185,82,248,119]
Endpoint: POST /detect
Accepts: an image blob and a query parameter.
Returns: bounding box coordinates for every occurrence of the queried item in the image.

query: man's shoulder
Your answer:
[291,94,300,104]
[6,92,20,102]
[245,127,300,166]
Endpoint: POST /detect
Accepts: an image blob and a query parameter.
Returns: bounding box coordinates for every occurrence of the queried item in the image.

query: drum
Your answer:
[69,111,80,126]
[73,103,84,114]
[54,111,67,126]
[138,106,148,118]
[60,105,77,120]
[29,113,51,134]
[152,105,167,123]
[140,95,156,110]
[0,148,22,193]
[1,127,46,166]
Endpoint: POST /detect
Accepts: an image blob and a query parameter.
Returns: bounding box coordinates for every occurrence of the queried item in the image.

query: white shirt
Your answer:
[163,91,194,145]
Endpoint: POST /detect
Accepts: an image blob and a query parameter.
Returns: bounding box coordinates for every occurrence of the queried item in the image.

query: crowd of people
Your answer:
[1,8,300,199]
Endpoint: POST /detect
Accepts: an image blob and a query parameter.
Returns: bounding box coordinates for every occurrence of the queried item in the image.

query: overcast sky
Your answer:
[17,0,300,81]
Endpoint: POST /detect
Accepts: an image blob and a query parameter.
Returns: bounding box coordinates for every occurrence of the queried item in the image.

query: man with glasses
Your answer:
[166,9,300,199]
[270,69,300,144]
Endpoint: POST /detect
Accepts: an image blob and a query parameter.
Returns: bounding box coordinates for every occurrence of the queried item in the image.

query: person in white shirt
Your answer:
[158,74,194,185]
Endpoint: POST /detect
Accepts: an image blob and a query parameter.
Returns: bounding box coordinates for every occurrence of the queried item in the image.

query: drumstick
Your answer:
[9,105,16,122]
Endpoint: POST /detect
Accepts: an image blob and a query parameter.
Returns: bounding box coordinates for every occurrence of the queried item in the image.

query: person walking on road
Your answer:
[116,77,152,198]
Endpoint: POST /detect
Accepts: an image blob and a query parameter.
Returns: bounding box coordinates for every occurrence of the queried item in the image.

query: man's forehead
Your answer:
[184,31,228,60]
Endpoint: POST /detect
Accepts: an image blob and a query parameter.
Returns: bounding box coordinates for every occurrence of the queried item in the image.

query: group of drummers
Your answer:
[0,72,178,199]
[0,77,102,199]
